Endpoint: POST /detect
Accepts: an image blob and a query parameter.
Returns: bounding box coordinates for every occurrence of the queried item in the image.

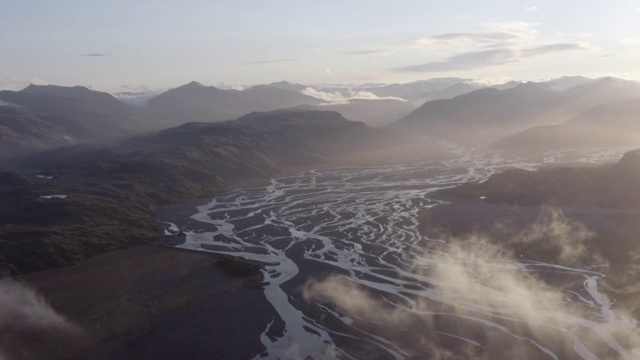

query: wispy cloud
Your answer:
[342,48,390,55]
[524,5,539,11]
[78,53,111,57]
[620,37,640,45]
[0,77,47,91]
[396,43,593,73]
[394,21,594,73]
[243,58,298,65]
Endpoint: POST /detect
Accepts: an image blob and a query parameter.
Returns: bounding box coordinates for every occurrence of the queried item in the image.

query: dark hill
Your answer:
[21,84,124,107]
[145,82,322,125]
[440,149,640,208]
[0,87,150,158]
[0,110,387,274]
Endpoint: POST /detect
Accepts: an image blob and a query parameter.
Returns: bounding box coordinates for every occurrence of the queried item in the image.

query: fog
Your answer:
[303,208,640,359]
[0,279,80,360]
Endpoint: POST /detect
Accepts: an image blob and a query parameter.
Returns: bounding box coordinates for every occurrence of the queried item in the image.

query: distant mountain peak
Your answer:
[186,81,206,87]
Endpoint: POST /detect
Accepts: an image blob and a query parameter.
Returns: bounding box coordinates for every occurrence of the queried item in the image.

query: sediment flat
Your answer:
[20,243,274,360]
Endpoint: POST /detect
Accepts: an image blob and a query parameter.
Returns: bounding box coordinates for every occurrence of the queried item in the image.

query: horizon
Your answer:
[3,1,640,93]
[9,74,639,97]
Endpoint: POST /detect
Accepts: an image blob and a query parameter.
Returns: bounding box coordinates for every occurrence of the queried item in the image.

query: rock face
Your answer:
[440,149,640,208]
[0,110,387,274]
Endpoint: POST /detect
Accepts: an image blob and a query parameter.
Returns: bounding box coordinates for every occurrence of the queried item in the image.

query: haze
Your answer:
[2,1,640,359]
[2,0,640,92]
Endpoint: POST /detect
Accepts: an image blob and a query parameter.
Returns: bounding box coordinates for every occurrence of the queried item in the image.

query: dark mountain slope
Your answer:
[495,98,640,152]
[388,83,562,145]
[0,106,72,158]
[0,110,387,274]
[21,84,124,107]
[0,86,150,158]
[145,82,322,125]
[440,149,640,208]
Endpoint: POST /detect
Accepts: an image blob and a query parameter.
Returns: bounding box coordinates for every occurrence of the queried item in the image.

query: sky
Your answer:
[1,0,640,93]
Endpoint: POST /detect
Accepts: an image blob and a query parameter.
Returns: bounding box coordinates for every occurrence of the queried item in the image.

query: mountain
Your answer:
[390,77,640,147]
[1,110,387,274]
[439,149,640,208]
[311,78,482,106]
[0,106,72,158]
[388,82,563,145]
[544,76,594,92]
[21,84,124,107]
[145,81,322,125]
[495,96,640,152]
[266,81,309,93]
[0,85,152,159]
[297,99,415,127]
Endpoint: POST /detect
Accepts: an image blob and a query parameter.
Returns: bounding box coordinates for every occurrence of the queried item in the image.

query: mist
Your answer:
[302,208,640,359]
[0,279,81,360]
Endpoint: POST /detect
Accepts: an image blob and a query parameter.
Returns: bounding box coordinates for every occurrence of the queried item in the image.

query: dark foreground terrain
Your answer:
[17,243,273,360]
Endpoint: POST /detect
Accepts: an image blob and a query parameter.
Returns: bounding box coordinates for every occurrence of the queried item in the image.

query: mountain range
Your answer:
[390,77,640,147]
[2,76,640,161]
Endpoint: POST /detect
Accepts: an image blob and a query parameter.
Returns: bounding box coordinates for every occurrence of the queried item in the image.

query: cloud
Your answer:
[0,100,20,107]
[302,208,640,359]
[243,58,298,65]
[620,37,640,45]
[403,21,541,50]
[394,21,594,73]
[396,43,593,73]
[301,87,407,104]
[0,279,82,359]
[325,66,331,75]
[77,53,110,57]
[524,6,539,11]
[397,48,517,72]
[342,48,390,55]
[406,32,520,47]
[0,77,48,91]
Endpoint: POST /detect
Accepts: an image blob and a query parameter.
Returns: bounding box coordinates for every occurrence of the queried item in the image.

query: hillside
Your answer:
[495,98,640,152]
[390,77,640,147]
[0,110,386,274]
[0,86,150,158]
[388,83,562,145]
[145,82,323,125]
[439,149,640,208]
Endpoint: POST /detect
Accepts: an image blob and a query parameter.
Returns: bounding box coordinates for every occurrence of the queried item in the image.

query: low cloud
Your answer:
[302,208,640,359]
[301,87,407,104]
[524,6,539,11]
[0,77,48,91]
[0,279,82,359]
[0,100,20,107]
[77,53,110,57]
